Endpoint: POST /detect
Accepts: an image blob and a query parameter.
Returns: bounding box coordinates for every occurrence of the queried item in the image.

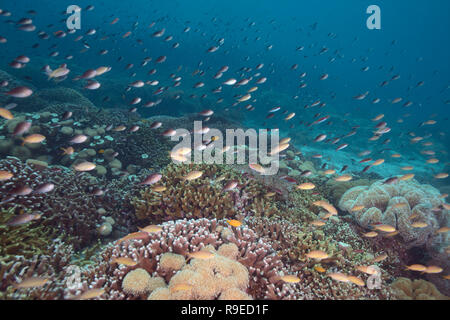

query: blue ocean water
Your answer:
[1,0,450,302]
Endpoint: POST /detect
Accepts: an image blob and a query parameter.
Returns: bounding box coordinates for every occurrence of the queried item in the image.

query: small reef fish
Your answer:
[0,107,14,119]
[306,250,329,260]
[7,213,41,226]
[75,288,105,300]
[187,250,215,261]
[226,219,242,227]
[137,225,163,233]
[0,170,13,181]
[334,174,352,182]
[327,273,349,283]
[117,232,148,244]
[110,257,137,266]
[13,277,49,289]
[22,134,46,145]
[405,264,427,272]
[73,161,96,172]
[61,146,74,155]
[279,275,300,283]
[312,200,337,215]
[183,170,203,181]
[297,182,315,190]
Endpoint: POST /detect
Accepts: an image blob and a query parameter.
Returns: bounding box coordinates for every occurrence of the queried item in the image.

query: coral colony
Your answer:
[0,1,449,302]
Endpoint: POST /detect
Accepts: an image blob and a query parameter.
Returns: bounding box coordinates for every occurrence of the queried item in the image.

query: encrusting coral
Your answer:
[338,179,449,246]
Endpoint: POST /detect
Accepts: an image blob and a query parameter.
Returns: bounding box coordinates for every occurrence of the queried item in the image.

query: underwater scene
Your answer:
[0,0,449,302]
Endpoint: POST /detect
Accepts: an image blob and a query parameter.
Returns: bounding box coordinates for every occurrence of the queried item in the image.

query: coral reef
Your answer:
[0,157,134,249]
[50,217,397,300]
[0,239,75,300]
[149,249,250,300]
[0,207,57,263]
[130,163,282,223]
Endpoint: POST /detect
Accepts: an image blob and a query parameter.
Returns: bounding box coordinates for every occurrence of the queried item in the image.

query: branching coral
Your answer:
[339,179,448,246]
[0,240,75,300]
[0,157,134,249]
[0,207,57,264]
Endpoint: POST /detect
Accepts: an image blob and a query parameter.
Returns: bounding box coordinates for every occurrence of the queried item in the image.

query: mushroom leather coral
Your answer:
[339,179,448,246]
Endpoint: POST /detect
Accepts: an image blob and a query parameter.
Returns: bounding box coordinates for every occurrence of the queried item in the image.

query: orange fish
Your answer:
[110,257,137,266]
[117,232,148,244]
[226,219,242,227]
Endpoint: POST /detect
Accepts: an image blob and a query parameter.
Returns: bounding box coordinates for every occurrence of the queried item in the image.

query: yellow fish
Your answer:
[372,159,385,166]
[188,250,215,261]
[310,220,326,227]
[371,253,388,263]
[306,250,329,260]
[347,275,365,286]
[75,288,105,300]
[22,134,46,145]
[152,185,167,192]
[362,231,378,238]
[138,225,163,233]
[226,219,242,227]
[110,257,137,266]
[312,200,337,215]
[297,182,315,190]
[13,277,49,289]
[399,173,414,181]
[279,275,300,283]
[0,107,14,120]
[314,265,326,273]
[328,273,349,283]
[405,264,426,272]
[350,205,365,212]
[372,224,396,233]
[117,231,148,244]
[0,170,13,181]
[183,170,203,181]
[334,174,352,182]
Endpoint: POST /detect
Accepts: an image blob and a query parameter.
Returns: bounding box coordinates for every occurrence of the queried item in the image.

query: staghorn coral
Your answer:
[0,207,57,264]
[0,239,75,300]
[130,163,281,223]
[391,277,449,300]
[339,179,449,246]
